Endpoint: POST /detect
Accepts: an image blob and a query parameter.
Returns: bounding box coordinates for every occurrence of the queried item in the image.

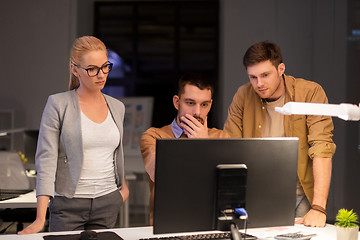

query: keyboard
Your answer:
[139,232,257,240]
[0,189,32,201]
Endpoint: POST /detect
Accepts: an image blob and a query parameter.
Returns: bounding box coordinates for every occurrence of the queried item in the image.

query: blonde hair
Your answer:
[68,36,107,90]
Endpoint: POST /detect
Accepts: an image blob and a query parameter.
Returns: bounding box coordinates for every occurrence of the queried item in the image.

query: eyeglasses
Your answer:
[75,61,113,77]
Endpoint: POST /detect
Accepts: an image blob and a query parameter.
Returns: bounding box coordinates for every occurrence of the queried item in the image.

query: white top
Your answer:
[74,110,119,198]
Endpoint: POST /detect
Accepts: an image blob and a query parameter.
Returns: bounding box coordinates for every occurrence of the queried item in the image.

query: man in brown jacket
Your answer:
[224,41,336,228]
[140,73,229,224]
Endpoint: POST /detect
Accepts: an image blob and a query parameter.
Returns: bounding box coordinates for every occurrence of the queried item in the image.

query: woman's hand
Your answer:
[18,195,49,234]
[120,177,130,202]
[18,218,46,234]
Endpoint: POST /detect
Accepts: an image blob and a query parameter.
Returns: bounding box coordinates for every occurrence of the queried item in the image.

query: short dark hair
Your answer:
[243,41,283,69]
[177,73,214,97]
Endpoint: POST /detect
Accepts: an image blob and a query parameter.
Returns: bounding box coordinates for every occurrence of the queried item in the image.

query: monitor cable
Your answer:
[232,208,248,240]
[219,207,248,239]
[230,222,242,240]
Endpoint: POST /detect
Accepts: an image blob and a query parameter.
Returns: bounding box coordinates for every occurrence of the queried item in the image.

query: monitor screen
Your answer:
[153,138,299,234]
[23,130,39,170]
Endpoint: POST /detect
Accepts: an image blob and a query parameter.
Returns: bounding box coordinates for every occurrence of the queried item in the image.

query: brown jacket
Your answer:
[224,74,336,204]
[140,124,229,224]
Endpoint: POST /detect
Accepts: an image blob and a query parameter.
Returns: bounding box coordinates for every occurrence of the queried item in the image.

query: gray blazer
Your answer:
[35,90,125,198]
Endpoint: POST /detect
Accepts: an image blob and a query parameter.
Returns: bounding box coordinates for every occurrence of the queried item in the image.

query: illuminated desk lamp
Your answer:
[275,102,360,121]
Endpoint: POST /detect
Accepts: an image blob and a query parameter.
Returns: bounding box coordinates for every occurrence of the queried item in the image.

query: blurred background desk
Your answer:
[0,190,36,209]
[0,190,37,232]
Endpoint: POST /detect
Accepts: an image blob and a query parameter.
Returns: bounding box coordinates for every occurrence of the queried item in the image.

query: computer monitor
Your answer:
[153,138,299,234]
[23,130,39,170]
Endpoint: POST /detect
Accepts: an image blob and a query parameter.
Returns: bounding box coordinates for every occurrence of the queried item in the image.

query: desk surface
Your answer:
[0,224,357,240]
[0,190,36,208]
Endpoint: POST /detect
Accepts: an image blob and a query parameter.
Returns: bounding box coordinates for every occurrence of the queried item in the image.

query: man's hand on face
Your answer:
[180,114,209,138]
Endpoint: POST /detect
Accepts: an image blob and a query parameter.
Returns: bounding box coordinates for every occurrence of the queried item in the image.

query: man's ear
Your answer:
[173,95,180,110]
[278,63,285,75]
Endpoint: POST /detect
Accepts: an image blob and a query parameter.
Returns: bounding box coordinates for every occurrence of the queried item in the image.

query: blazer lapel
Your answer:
[104,95,123,134]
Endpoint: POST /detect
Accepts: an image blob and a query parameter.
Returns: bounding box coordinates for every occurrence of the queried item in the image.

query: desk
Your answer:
[0,191,37,209]
[0,190,37,232]
[0,224,358,240]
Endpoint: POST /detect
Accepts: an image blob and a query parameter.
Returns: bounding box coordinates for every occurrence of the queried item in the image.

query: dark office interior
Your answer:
[0,0,359,235]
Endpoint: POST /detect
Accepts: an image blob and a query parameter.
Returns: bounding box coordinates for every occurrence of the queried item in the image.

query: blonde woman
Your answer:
[20,36,129,234]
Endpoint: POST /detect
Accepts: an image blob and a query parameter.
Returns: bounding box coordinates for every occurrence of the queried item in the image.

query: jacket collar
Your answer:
[70,89,80,110]
[283,74,296,102]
